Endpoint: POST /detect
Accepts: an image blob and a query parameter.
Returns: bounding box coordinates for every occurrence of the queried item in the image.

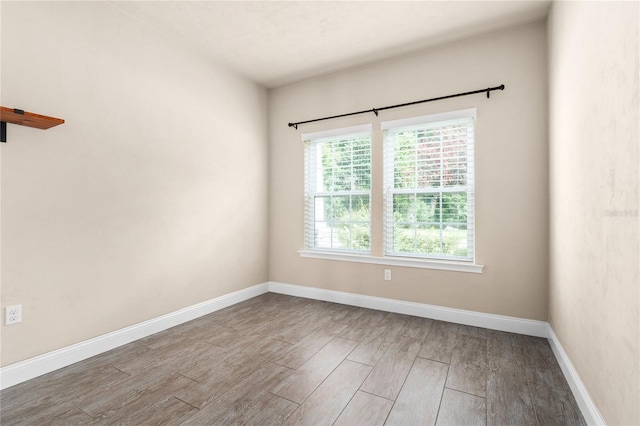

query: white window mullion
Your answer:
[466,121,476,261]
[439,127,444,256]
[414,130,418,190]
[439,191,444,255]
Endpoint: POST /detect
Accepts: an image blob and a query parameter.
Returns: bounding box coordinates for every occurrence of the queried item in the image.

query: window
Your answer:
[383,109,476,261]
[304,125,372,253]
[300,109,481,272]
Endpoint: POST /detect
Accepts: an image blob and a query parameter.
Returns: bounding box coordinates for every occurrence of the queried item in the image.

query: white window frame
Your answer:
[382,108,477,263]
[299,111,483,274]
[303,124,372,254]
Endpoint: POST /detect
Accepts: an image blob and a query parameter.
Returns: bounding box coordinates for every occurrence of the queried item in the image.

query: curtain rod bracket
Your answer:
[373,108,379,117]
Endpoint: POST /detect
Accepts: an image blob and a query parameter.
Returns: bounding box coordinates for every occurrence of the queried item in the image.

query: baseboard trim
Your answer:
[268,281,548,337]
[0,282,269,390]
[547,326,606,425]
[269,281,603,425]
[0,280,604,426]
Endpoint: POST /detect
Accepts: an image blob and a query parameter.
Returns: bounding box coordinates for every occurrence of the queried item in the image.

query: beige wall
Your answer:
[2,2,638,421]
[0,2,269,366]
[269,23,549,321]
[548,2,640,424]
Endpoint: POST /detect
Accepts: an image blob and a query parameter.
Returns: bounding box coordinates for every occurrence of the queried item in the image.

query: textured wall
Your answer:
[548,2,640,424]
[269,23,549,321]
[1,2,269,365]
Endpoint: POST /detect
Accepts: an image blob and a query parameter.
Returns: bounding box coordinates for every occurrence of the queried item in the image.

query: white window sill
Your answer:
[298,250,484,274]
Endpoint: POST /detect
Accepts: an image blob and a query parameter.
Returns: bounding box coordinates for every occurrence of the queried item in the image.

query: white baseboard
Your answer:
[269,281,604,425]
[0,282,269,390]
[0,280,604,426]
[268,281,549,337]
[547,326,606,426]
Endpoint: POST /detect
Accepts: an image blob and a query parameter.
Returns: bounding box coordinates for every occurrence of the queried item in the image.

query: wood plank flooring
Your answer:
[0,293,586,425]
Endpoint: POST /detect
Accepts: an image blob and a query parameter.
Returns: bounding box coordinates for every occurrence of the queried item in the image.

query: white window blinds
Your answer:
[382,109,476,261]
[304,125,372,252]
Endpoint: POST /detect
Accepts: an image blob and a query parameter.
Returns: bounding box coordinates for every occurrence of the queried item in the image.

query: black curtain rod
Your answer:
[288,84,505,129]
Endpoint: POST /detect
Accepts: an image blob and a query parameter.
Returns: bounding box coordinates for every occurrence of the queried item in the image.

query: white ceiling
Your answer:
[109,1,551,88]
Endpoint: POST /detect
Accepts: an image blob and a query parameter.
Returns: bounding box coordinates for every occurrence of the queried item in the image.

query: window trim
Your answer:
[302,124,372,141]
[380,108,477,130]
[300,110,483,274]
[298,250,484,274]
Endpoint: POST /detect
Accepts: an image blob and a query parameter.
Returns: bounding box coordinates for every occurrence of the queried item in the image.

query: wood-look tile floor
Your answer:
[0,293,586,425]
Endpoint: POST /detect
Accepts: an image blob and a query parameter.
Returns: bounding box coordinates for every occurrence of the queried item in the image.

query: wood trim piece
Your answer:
[0,106,65,130]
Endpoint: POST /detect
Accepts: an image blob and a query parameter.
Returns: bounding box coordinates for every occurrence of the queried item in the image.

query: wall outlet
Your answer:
[384,269,391,281]
[5,304,22,325]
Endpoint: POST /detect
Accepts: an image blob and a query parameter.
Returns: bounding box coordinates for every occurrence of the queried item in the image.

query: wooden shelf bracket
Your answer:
[0,106,65,143]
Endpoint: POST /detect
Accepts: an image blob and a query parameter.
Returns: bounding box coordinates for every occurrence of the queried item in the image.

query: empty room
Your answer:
[0,1,638,425]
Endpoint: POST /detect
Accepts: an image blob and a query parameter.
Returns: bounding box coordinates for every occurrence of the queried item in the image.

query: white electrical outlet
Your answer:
[5,304,22,325]
[384,269,391,281]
